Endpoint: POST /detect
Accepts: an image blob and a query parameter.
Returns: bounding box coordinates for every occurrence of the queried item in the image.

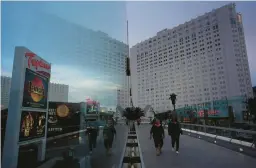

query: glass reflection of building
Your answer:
[2,2,129,110]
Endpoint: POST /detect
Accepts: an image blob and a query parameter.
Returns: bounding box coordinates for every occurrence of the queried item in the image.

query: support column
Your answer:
[79,102,87,144]
[37,139,46,161]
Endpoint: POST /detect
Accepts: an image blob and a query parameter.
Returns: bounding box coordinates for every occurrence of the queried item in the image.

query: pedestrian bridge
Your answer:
[137,125,255,168]
[42,124,256,168]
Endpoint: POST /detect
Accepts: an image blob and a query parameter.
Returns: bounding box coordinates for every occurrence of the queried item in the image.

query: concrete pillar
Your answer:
[79,102,87,144]
[37,139,46,161]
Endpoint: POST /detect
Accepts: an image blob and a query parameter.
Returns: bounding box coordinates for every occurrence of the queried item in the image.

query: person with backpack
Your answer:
[150,119,165,156]
[168,117,183,154]
[103,119,116,155]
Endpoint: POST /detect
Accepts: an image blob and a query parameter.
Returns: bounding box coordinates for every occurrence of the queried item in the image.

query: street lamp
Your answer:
[169,93,177,117]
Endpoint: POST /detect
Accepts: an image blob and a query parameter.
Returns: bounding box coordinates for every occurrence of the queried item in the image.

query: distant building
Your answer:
[48,83,69,102]
[1,76,11,110]
[1,76,69,109]
[117,87,130,109]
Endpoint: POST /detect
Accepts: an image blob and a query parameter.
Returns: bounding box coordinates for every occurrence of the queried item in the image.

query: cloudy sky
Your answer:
[1,1,256,104]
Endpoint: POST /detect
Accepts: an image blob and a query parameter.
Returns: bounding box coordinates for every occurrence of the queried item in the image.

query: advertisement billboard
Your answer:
[19,111,46,142]
[22,68,49,109]
[47,102,80,137]
[86,98,100,114]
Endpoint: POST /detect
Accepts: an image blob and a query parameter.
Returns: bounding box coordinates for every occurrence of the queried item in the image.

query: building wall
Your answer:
[117,86,130,109]
[1,76,11,110]
[130,3,253,113]
[48,83,69,102]
[131,48,139,107]
[1,76,69,109]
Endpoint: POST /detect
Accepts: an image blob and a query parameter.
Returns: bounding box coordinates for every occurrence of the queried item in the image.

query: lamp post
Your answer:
[169,93,177,118]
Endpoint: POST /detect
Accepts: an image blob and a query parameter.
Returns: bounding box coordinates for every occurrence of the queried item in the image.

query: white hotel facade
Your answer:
[131,3,253,112]
[1,76,69,109]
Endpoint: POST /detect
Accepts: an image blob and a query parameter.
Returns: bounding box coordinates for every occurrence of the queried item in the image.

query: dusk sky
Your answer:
[1,1,256,103]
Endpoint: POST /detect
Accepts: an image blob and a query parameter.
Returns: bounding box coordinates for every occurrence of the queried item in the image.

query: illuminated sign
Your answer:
[25,52,51,70]
[47,102,80,137]
[22,68,49,109]
[19,111,46,142]
[86,99,100,114]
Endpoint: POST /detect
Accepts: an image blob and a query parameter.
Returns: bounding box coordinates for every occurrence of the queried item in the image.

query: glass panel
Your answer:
[2,1,128,110]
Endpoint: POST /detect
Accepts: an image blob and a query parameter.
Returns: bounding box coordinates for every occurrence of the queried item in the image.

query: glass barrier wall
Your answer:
[2,1,128,111]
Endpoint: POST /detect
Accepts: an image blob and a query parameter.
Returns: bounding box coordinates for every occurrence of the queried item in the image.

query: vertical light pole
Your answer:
[169,93,177,119]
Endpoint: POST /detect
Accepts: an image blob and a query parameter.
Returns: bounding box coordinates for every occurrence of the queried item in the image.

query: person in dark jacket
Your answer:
[150,119,165,156]
[168,117,182,153]
[103,119,116,155]
[86,121,99,154]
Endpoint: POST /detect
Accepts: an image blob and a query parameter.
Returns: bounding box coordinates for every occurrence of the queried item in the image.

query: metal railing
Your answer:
[179,123,256,148]
[21,125,106,168]
[18,125,86,147]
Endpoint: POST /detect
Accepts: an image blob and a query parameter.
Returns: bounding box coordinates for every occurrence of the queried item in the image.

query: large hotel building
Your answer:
[1,13,130,111]
[131,3,253,112]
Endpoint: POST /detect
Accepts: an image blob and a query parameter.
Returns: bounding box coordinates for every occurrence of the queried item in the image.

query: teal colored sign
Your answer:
[177,96,245,119]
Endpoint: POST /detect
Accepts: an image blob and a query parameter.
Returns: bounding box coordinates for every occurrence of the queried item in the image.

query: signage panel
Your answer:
[22,68,49,109]
[2,47,52,168]
[19,111,46,142]
[86,99,100,114]
[47,102,80,137]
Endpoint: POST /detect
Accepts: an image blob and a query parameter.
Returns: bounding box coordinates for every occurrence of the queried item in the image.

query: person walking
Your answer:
[168,117,182,154]
[103,119,116,155]
[86,121,99,154]
[150,119,165,156]
[137,118,141,126]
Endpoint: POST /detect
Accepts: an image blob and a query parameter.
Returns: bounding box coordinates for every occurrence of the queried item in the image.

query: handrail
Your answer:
[18,129,87,146]
[180,123,256,134]
[18,126,106,147]
[164,124,256,149]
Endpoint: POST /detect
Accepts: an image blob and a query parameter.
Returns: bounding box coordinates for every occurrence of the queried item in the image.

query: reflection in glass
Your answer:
[2,1,129,110]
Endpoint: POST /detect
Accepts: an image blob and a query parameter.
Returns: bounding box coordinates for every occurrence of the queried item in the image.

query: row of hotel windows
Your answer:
[139,87,227,94]
[136,24,221,53]
[136,41,222,65]
[137,58,223,73]
[137,45,222,67]
[138,69,225,83]
[143,29,220,49]
[136,5,237,50]
[136,13,220,49]
[138,95,228,107]
[136,30,221,61]
[137,56,223,71]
